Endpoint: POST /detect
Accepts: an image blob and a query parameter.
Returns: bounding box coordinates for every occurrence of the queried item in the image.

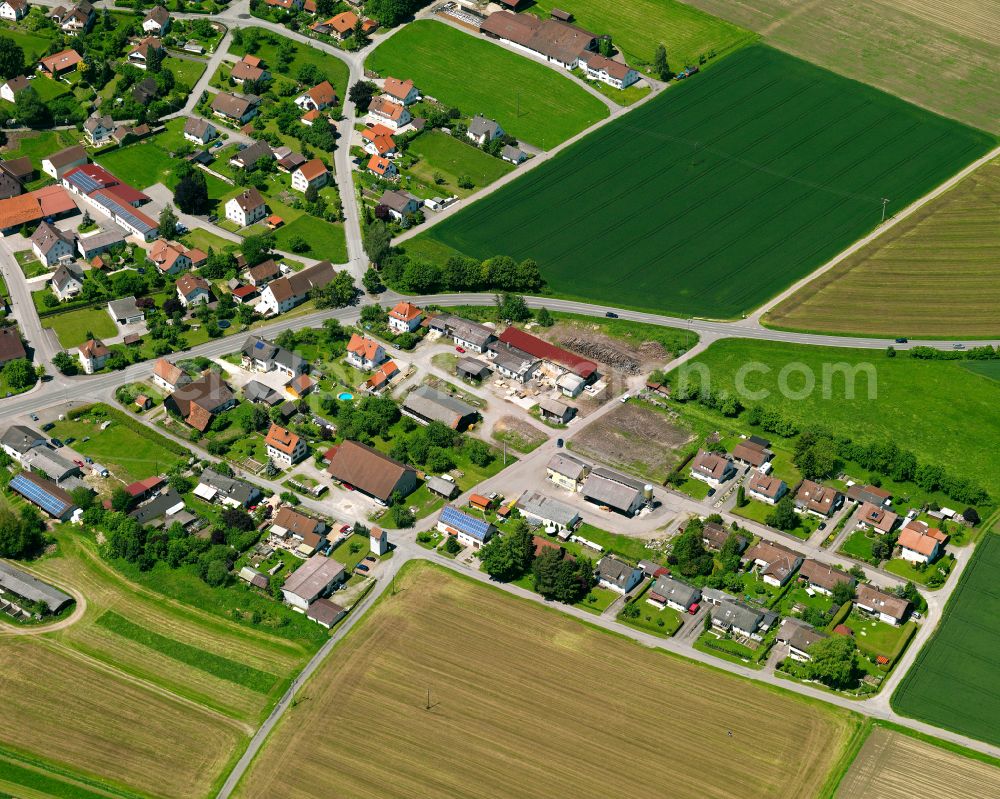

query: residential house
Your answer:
[194,468,260,508]
[367,154,398,180]
[265,423,308,467]
[165,370,236,431]
[183,117,218,145]
[436,505,495,550]
[731,437,773,468]
[291,159,328,192]
[346,333,386,371]
[78,338,109,374]
[132,76,159,104]
[480,10,598,70]
[855,583,910,626]
[746,470,787,505]
[240,336,306,378]
[41,145,88,180]
[76,228,125,260]
[364,360,399,394]
[777,618,828,661]
[897,520,947,564]
[247,258,281,286]
[326,439,417,504]
[0,0,28,22]
[379,189,422,222]
[148,239,207,275]
[0,74,28,104]
[176,273,212,307]
[847,484,893,508]
[107,296,144,325]
[366,96,410,130]
[467,115,504,145]
[324,10,357,40]
[211,92,260,124]
[231,56,268,84]
[1,425,45,463]
[794,479,843,518]
[257,261,335,316]
[428,314,496,353]
[54,1,94,35]
[243,380,283,406]
[265,0,303,12]
[281,556,346,610]
[0,327,25,367]
[38,48,83,77]
[596,556,644,594]
[361,124,397,157]
[744,540,804,587]
[370,526,388,556]
[31,221,74,267]
[647,576,700,613]
[152,358,190,393]
[225,187,267,227]
[402,385,477,431]
[229,140,273,170]
[501,144,526,164]
[710,597,778,640]
[127,37,165,70]
[294,80,337,111]
[129,488,188,527]
[271,506,325,548]
[7,472,76,520]
[581,467,647,516]
[517,490,580,532]
[689,449,737,487]
[142,5,170,35]
[798,559,855,596]
[578,52,640,89]
[538,397,574,424]
[857,501,899,535]
[700,521,746,553]
[382,76,419,105]
[388,301,422,333]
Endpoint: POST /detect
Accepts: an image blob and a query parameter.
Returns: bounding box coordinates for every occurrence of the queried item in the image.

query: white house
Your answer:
[387,301,422,334]
[83,114,114,146]
[578,52,640,89]
[0,74,28,103]
[689,449,737,487]
[142,5,169,35]
[0,0,29,22]
[176,273,211,307]
[264,423,308,467]
[897,520,947,564]
[0,424,45,463]
[281,556,346,610]
[381,76,419,106]
[746,470,787,505]
[256,261,334,317]
[152,358,190,393]
[78,338,109,374]
[290,159,328,193]
[467,115,503,145]
[346,334,385,371]
[777,618,828,662]
[225,187,267,228]
[370,526,388,556]
[646,576,701,613]
[855,583,910,626]
[596,556,644,594]
[31,221,74,267]
[51,265,82,301]
[366,96,410,130]
[183,117,217,145]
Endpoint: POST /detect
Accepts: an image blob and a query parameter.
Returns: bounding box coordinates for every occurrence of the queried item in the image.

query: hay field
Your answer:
[0,639,244,799]
[766,158,1000,337]
[412,45,993,318]
[234,562,859,799]
[24,531,311,724]
[836,727,1000,798]
[681,0,1000,134]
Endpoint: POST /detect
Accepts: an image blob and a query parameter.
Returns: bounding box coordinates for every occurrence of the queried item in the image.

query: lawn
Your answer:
[893,534,1000,746]
[842,612,915,661]
[230,27,350,103]
[271,214,347,262]
[734,499,815,539]
[45,306,118,348]
[668,339,1000,500]
[0,27,51,60]
[14,250,47,279]
[693,627,771,669]
[527,0,756,67]
[3,128,79,171]
[883,556,952,587]
[366,20,609,148]
[409,45,994,318]
[329,533,371,572]
[619,583,684,637]
[407,130,514,198]
[47,405,188,482]
[767,158,1000,338]
[231,561,861,799]
[575,585,619,614]
[682,0,1000,135]
[839,528,877,562]
[170,57,206,89]
[96,134,231,201]
[30,75,71,102]
[961,360,1000,383]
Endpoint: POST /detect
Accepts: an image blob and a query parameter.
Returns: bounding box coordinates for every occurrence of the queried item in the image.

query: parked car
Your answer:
[364,555,377,564]
[73,459,84,467]
[42,422,54,432]
[50,438,63,448]
[339,524,352,534]
[355,563,370,573]
[29,413,38,421]
[64,437,75,445]
[455,345,465,353]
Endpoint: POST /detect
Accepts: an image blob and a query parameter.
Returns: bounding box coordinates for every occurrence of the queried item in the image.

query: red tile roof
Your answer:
[498,326,596,378]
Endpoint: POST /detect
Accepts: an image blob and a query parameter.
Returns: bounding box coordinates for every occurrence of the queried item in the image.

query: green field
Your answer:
[0,28,51,60]
[3,129,79,171]
[892,534,1000,746]
[366,20,608,148]
[409,45,994,318]
[527,0,756,67]
[271,214,346,262]
[407,130,514,197]
[961,360,1000,382]
[46,307,118,348]
[667,339,1000,499]
[767,158,1000,338]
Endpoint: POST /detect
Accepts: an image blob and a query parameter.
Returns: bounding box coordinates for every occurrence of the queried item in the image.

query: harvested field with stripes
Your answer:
[766,158,1000,337]
[234,562,861,799]
[410,45,993,318]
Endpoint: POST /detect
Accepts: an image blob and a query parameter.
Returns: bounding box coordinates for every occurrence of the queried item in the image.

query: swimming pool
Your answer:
[338,392,354,401]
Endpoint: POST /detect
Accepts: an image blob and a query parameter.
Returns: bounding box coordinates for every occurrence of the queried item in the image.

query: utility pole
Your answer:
[881,197,889,223]
[425,688,431,711]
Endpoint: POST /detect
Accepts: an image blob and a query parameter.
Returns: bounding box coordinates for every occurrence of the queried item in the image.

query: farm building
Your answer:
[1,425,45,463]
[326,440,417,504]
[516,490,580,532]
[456,357,491,381]
[426,475,458,499]
[546,452,590,492]
[480,10,599,70]
[428,314,496,352]
[495,327,597,380]
[731,437,773,467]
[402,385,478,431]
[8,471,77,520]
[538,397,574,424]
[581,467,647,516]
[282,557,346,610]
[0,561,73,613]
[306,597,346,628]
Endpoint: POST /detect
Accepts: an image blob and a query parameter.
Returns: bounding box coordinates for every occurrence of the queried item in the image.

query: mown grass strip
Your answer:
[0,745,147,799]
[96,611,279,694]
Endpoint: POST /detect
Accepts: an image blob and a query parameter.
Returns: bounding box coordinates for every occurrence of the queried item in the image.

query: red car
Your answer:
[339,524,352,534]
[73,459,84,467]
[455,346,465,353]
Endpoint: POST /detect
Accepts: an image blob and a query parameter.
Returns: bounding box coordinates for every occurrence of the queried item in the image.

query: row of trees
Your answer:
[372,247,544,295]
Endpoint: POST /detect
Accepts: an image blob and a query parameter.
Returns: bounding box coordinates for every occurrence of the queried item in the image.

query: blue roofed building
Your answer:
[436,505,495,550]
[9,471,77,520]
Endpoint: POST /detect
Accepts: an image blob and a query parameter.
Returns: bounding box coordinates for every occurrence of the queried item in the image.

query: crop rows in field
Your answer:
[892,534,1000,746]
[413,45,993,318]
[767,158,1000,337]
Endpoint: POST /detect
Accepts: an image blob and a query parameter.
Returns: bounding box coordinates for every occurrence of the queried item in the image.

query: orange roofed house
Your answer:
[265,423,308,467]
[361,124,396,157]
[366,154,397,179]
[364,360,398,394]
[291,159,329,193]
[366,95,411,131]
[897,519,948,564]
[388,301,423,333]
[295,80,337,112]
[39,48,83,76]
[346,334,386,371]
[382,76,419,105]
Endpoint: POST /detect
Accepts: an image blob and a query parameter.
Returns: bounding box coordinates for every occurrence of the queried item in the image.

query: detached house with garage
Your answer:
[165,370,236,432]
[709,595,778,640]
[777,618,828,661]
[143,5,170,35]
[436,505,495,550]
[183,117,217,145]
[83,114,114,146]
[211,92,260,124]
[689,449,737,488]
[295,80,337,112]
[596,556,643,594]
[265,423,308,467]
[744,540,804,587]
[176,273,211,307]
[794,480,843,518]
[467,115,504,145]
[855,583,910,626]
[346,334,385,371]
[31,221,74,267]
[897,520,947,564]
[78,338,109,374]
[647,576,701,613]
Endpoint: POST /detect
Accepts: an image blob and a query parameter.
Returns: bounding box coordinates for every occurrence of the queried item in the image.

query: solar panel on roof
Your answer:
[440,505,490,539]
[255,341,265,350]
[10,474,70,517]
[98,193,156,234]
[68,170,103,194]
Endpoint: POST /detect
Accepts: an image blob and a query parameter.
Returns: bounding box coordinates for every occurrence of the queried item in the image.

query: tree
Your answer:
[442,534,462,554]
[2,358,35,390]
[495,293,531,322]
[174,168,210,214]
[535,307,553,327]
[653,44,671,80]
[312,271,356,308]
[14,87,52,129]
[479,520,534,582]
[110,486,134,513]
[241,233,274,267]
[287,235,309,253]
[670,523,713,577]
[831,578,855,606]
[806,635,859,689]
[348,80,377,108]
[220,507,255,532]
[0,37,25,80]
[52,351,78,375]
[598,36,613,57]
[158,205,179,239]
[532,548,593,603]
[363,220,391,266]
[464,439,493,467]
[0,506,44,559]
[765,496,799,531]
[736,485,747,507]
[362,266,384,295]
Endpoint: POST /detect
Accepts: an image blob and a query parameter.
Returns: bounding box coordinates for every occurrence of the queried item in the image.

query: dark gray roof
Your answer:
[21,446,78,480]
[650,575,700,609]
[108,296,141,320]
[379,189,419,214]
[426,475,458,498]
[402,385,476,428]
[597,556,638,587]
[243,380,283,406]
[469,115,500,137]
[502,144,525,160]
[778,618,828,651]
[711,598,777,634]
[546,452,589,480]
[456,356,490,377]
[199,469,260,505]
[1,425,44,455]
[232,140,273,168]
[129,488,185,526]
[582,467,646,511]
[0,561,72,612]
[432,315,495,347]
